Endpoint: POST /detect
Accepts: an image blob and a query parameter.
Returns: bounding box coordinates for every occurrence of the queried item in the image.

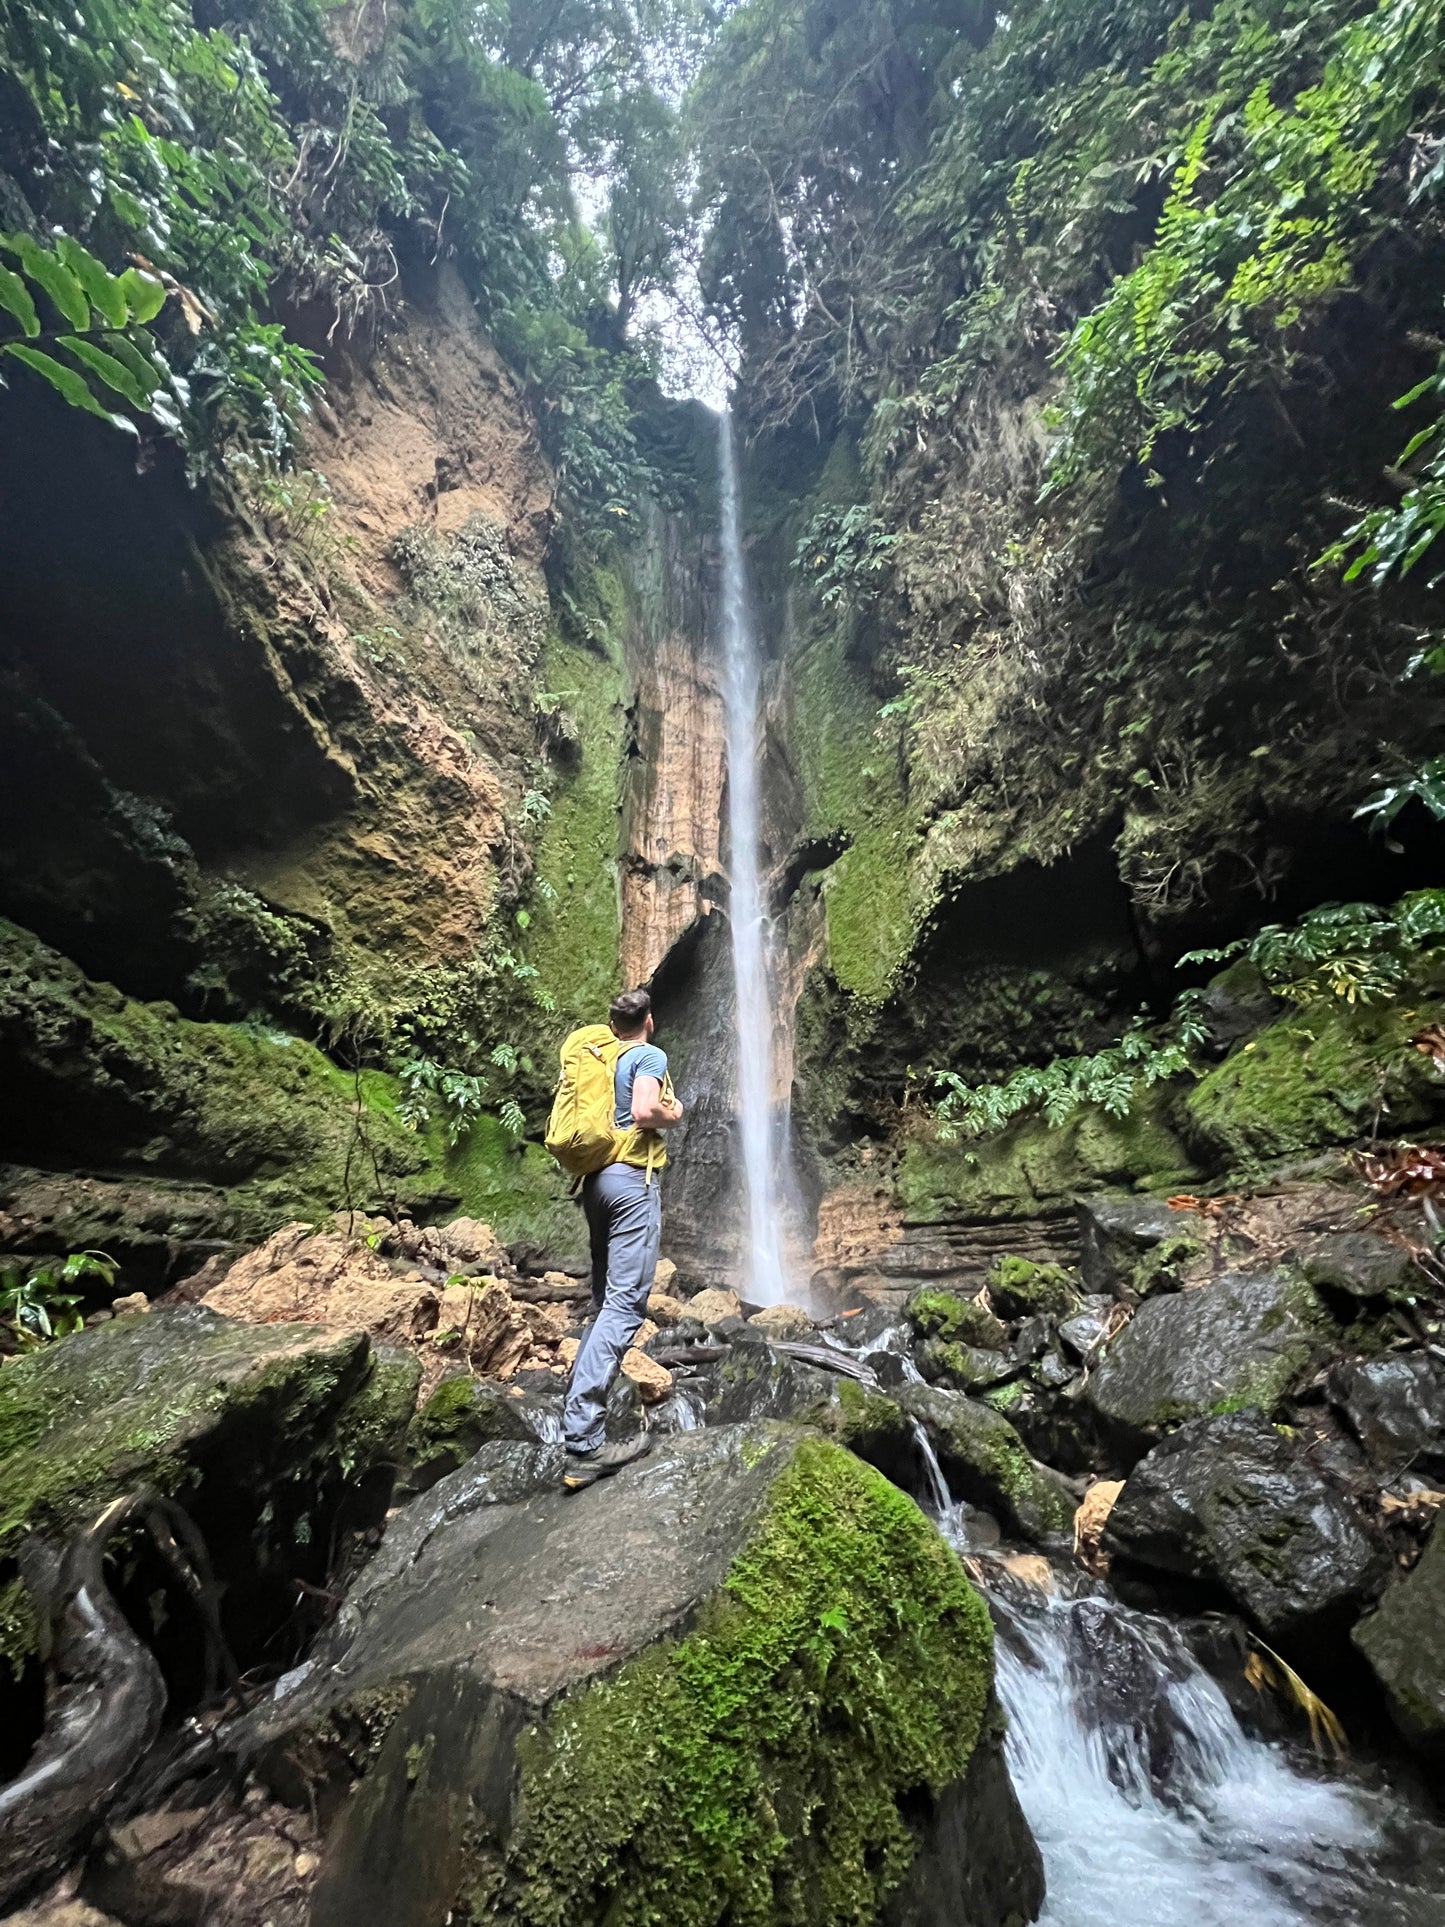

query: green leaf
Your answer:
[117,266,167,324]
[1,343,136,430]
[59,336,152,408]
[5,236,90,329]
[55,237,128,327]
[100,331,164,397]
[0,266,39,337]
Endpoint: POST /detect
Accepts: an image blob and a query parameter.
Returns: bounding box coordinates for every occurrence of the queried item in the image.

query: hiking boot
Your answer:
[562,1432,653,1492]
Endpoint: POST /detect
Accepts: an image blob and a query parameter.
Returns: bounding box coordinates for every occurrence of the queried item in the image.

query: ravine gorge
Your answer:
[3,0,1445,1922]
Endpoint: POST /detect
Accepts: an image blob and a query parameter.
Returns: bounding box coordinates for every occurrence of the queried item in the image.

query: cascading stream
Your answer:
[925,1488,1445,1925]
[718,407,791,1304]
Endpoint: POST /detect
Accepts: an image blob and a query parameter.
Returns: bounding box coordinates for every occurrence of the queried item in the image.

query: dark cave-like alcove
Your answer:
[0,381,351,1002]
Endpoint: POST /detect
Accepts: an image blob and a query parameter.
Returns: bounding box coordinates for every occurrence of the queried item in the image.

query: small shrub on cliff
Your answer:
[1180,890,1445,1005]
[932,997,1209,1143]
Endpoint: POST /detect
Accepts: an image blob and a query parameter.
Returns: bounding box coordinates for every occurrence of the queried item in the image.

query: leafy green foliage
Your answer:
[0,234,172,432]
[0,0,692,512]
[932,996,1209,1141]
[396,1057,488,1145]
[1048,0,1445,490]
[1358,756,1445,829]
[0,1252,116,1350]
[1322,350,1445,586]
[1180,889,1445,1003]
[792,504,901,607]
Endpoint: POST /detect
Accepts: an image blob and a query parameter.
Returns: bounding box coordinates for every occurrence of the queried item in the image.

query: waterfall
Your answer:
[924,1489,1445,1924]
[718,407,790,1304]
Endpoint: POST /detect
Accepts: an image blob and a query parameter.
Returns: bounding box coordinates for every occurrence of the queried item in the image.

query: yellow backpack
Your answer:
[544,1024,668,1178]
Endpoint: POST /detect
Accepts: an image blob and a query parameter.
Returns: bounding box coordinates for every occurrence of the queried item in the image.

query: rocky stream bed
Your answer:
[3,1172,1445,1927]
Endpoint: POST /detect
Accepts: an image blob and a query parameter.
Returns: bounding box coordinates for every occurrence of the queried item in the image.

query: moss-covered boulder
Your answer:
[898,1090,1197,1226]
[1184,994,1445,1171]
[896,1383,1074,1545]
[404,1374,560,1493]
[985,1256,1080,1322]
[917,1339,1019,1395]
[1086,1271,1333,1456]
[0,1306,417,1672]
[1354,1518,1445,1762]
[236,1424,1043,1927]
[905,1287,1008,1351]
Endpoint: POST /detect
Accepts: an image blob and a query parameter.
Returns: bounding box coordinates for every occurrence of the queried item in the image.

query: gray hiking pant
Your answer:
[563,1160,662,1453]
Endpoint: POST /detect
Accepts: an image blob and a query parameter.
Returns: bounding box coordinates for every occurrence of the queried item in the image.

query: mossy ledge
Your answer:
[478,1437,996,1927]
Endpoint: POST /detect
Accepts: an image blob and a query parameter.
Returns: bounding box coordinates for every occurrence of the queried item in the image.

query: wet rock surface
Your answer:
[234,1423,1037,1927]
[1328,1354,1445,1479]
[898,1383,1075,1545]
[1086,1270,1332,1452]
[1354,1518,1445,1761]
[1104,1411,1390,1646]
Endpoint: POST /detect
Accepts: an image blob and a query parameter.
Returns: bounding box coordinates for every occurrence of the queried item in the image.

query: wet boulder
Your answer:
[1354,1518,1445,1761]
[1077,1195,1182,1295]
[905,1287,1009,1351]
[701,1331,845,1426]
[0,1305,416,1678]
[985,1257,1080,1323]
[1104,1412,1390,1648]
[897,1384,1075,1545]
[1327,1354,1445,1479]
[1086,1271,1331,1455]
[402,1375,562,1494]
[1300,1231,1418,1302]
[235,1424,1044,1927]
[917,1339,1018,1393]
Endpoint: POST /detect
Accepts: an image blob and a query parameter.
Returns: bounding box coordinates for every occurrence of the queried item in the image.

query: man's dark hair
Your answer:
[609,987,652,1035]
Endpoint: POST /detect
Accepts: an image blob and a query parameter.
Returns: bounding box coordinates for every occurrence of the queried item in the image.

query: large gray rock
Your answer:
[1301,1232,1419,1301]
[897,1384,1075,1545]
[1104,1413,1390,1646]
[230,1423,1042,1927]
[1328,1354,1445,1479]
[1086,1271,1331,1453]
[1354,1518,1445,1761]
[1076,1196,1183,1295]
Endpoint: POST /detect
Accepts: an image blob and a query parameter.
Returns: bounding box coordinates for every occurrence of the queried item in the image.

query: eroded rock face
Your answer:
[234,1425,1042,1927]
[1087,1271,1331,1452]
[1354,1518,1445,1761]
[1104,1412,1389,1647]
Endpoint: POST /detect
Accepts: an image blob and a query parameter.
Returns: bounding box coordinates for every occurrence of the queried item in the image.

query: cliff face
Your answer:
[0,266,590,1272]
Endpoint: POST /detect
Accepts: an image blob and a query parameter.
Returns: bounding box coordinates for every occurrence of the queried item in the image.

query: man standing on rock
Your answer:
[560,987,684,1491]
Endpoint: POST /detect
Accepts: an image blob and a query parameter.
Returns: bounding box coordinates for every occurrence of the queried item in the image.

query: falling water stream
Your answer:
[714,405,1444,1923]
[718,407,790,1303]
[921,1470,1445,1926]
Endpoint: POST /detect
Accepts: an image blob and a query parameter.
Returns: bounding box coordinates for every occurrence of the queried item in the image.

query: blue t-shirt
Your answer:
[614,1042,668,1127]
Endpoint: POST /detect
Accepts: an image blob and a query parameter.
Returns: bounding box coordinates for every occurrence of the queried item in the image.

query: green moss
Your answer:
[816,1375,914,1454]
[523,578,629,1026]
[985,1256,1079,1321]
[0,918,453,1232]
[898,1087,1196,1225]
[444,1116,585,1263]
[404,1370,538,1487]
[332,1348,423,1479]
[0,1311,381,1669]
[484,1438,994,1927]
[905,1287,1007,1351]
[1132,1231,1209,1297]
[1186,992,1445,1173]
[789,622,924,1003]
